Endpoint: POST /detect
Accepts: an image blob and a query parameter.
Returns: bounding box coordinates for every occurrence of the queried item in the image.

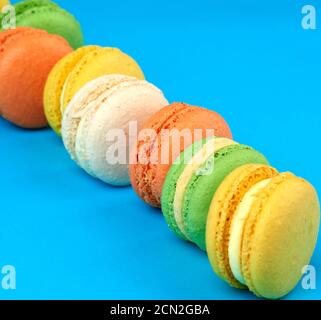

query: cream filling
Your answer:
[173,137,236,239]
[228,178,272,285]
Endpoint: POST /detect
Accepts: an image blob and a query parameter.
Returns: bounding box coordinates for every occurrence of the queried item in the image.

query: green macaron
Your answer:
[161,136,269,251]
[1,0,83,49]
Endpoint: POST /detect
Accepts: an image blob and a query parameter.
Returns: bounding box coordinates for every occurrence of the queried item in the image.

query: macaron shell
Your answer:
[183,145,269,251]
[0,26,47,53]
[0,28,58,118]
[61,47,145,113]
[62,74,137,162]
[206,164,278,289]
[130,103,233,207]
[14,0,57,13]
[44,45,100,135]
[76,81,168,185]
[13,1,84,49]
[162,138,210,241]
[0,28,46,115]
[241,175,320,299]
[130,103,189,206]
[0,28,72,128]
[162,136,236,241]
[74,81,136,177]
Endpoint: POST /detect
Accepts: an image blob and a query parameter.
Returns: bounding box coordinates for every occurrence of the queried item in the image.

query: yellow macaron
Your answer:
[206,164,320,299]
[44,46,145,135]
[44,45,99,134]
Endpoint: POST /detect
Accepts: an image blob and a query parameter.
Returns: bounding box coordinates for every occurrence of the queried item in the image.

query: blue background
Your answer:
[0,0,321,299]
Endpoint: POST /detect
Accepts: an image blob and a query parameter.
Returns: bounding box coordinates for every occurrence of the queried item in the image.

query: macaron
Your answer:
[206,164,320,299]
[44,46,145,135]
[0,27,72,128]
[129,103,233,207]
[0,0,84,49]
[61,74,168,186]
[161,136,269,250]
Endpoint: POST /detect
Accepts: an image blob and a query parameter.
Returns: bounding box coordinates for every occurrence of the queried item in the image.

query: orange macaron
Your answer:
[129,102,232,207]
[0,27,72,128]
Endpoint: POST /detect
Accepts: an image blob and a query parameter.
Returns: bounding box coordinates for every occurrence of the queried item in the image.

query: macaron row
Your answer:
[125,107,319,298]
[49,59,319,299]
[0,6,320,300]
[158,137,319,299]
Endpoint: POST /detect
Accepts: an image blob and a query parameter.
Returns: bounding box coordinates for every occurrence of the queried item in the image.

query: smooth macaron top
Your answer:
[206,164,320,299]
[44,46,145,135]
[61,74,168,186]
[161,137,269,250]
[129,102,233,207]
[0,0,84,49]
[0,26,45,55]
[0,27,72,128]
